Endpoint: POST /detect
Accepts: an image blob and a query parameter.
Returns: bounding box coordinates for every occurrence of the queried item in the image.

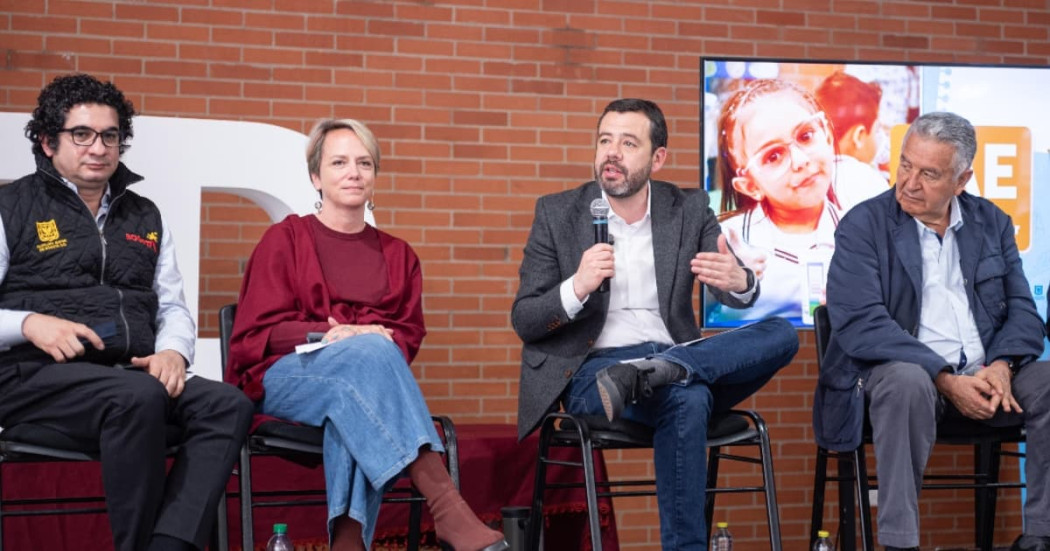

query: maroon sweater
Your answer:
[226,214,425,403]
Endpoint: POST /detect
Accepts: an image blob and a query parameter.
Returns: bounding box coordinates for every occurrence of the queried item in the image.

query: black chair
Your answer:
[525,410,782,550]
[218,304,459,551]
[809,305,1026,551]
[0,423,228,551]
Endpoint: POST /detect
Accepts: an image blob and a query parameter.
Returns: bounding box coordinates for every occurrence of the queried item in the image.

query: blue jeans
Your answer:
[564,317,798,550]
[261,334,444,547]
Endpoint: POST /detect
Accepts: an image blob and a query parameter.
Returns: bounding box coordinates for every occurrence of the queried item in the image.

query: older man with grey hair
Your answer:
[814,111,1050,551]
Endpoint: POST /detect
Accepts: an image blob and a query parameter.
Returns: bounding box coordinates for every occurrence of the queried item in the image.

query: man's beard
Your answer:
[596,160,650,199]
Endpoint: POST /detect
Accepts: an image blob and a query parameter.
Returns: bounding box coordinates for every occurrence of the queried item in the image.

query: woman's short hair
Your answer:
[306,118,381,177]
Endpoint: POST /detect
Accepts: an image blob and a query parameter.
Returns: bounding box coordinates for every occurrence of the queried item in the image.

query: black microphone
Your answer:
[590,198,611,293]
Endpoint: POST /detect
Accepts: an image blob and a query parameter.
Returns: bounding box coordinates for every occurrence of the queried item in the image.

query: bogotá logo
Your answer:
[35,219,68,252]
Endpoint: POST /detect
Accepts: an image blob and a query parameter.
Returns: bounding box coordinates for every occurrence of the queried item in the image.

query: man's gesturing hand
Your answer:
[691,234,750,293]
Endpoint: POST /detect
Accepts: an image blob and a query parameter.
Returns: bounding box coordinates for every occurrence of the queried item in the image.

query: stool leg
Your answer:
[407,498,422,551]
[811,447,829,548]
[705,445,720,537]
[1,462,5,551]
[756,420,781,551]
[580,436,603,550]
[239,445,254,551]
[838,451,857,551]
[975,441,1000,551]
[525,420,554,551]
[855,448,874,551]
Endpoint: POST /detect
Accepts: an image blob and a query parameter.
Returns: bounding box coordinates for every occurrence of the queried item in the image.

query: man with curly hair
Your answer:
[0,74,253,551]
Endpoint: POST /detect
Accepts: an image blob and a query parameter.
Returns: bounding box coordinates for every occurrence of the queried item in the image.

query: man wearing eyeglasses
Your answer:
[0,74,252,551]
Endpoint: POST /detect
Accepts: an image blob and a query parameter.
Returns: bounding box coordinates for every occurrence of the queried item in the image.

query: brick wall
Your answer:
[3,1,1047,548]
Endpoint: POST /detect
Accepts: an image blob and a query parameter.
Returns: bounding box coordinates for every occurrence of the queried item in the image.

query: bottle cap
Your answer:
[818,530,829,538]
[273,523,287,534]
[716,521,728,528]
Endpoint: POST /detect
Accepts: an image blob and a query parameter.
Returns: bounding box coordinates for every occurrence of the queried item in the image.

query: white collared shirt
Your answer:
[915,196,985,374]
[559,182,754,349]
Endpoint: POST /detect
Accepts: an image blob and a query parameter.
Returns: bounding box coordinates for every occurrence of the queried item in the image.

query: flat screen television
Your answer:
[700,58,1050,330]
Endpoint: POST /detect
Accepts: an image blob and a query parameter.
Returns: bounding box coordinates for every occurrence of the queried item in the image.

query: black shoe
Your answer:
[595,362,654,422]
[1012,534,1050,551]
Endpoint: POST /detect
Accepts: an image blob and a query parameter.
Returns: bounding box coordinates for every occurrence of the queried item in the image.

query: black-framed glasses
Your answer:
[58,126,121,148]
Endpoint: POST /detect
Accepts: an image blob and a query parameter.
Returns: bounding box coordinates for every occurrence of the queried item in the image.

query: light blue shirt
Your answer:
[0,178,196,365]
[915,196,985,374]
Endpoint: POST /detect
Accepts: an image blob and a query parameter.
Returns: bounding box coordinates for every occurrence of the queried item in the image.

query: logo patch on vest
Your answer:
[126,231,159,253]
[35,219,68,252]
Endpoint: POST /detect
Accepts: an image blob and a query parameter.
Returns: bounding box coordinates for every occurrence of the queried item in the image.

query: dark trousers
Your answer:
[0,361,253,551]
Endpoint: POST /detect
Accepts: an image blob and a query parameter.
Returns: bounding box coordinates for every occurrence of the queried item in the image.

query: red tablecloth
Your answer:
[1,424,618,551]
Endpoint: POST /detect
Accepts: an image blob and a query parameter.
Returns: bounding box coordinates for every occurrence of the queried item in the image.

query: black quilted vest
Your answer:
[0,155,162,366]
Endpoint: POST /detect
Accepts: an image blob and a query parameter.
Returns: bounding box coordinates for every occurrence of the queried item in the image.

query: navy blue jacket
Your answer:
[813,189,1046,451]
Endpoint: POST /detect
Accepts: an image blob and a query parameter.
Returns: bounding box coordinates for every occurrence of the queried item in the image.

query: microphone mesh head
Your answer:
[589,198,610,218]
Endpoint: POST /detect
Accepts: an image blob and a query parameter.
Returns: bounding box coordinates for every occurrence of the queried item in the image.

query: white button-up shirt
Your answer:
[559,182,755,350]
[915,196,985,374]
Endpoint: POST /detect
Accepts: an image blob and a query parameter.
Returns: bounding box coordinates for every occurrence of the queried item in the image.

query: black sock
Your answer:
[147,534,195,551]
[630,358,687,386]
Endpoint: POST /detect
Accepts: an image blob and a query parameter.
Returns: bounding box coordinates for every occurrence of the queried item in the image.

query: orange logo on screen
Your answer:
[890,125,1032,251]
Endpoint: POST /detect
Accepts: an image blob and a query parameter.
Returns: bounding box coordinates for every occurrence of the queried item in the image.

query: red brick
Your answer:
[145,60,208,77]
[454,7,511,25]
[274,0,333,13]
[243,47,303,66]
[212,27,272,46]
[395,3,453,22]
[147,22,209,42]
[12,15,77,33]
[48,0,113,18]
[882,34,931,49]
[368,19,425,37]
[78,56,142,74]
[956,22,1005,38]
[245,11,305,30]
[274,67,333,84]
[425,57,481,74]
[181,7,243,25]
[108,38,175,58]
[9,51,76,71]
[44,35,111,54]
[180,43,241,62]
[540,0,595,14]
[306,15,365,34]
[452,110,508,127]
[116,3,178,21]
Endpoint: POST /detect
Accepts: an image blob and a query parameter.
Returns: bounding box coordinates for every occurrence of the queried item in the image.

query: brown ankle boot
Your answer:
[407,449,509,551]
[330,515,365,551]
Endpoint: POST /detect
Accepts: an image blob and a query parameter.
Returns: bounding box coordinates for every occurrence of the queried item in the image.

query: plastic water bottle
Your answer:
[710,521,733,551]
[812,530,834,551]
[266,523,293,551]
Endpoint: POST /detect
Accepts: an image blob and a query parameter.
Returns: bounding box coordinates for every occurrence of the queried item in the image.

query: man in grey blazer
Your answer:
[512,98,799,550]
[817,112,1050,551]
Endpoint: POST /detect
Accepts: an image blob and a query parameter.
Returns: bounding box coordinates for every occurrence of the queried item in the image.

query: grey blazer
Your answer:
[511,180,757,439]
